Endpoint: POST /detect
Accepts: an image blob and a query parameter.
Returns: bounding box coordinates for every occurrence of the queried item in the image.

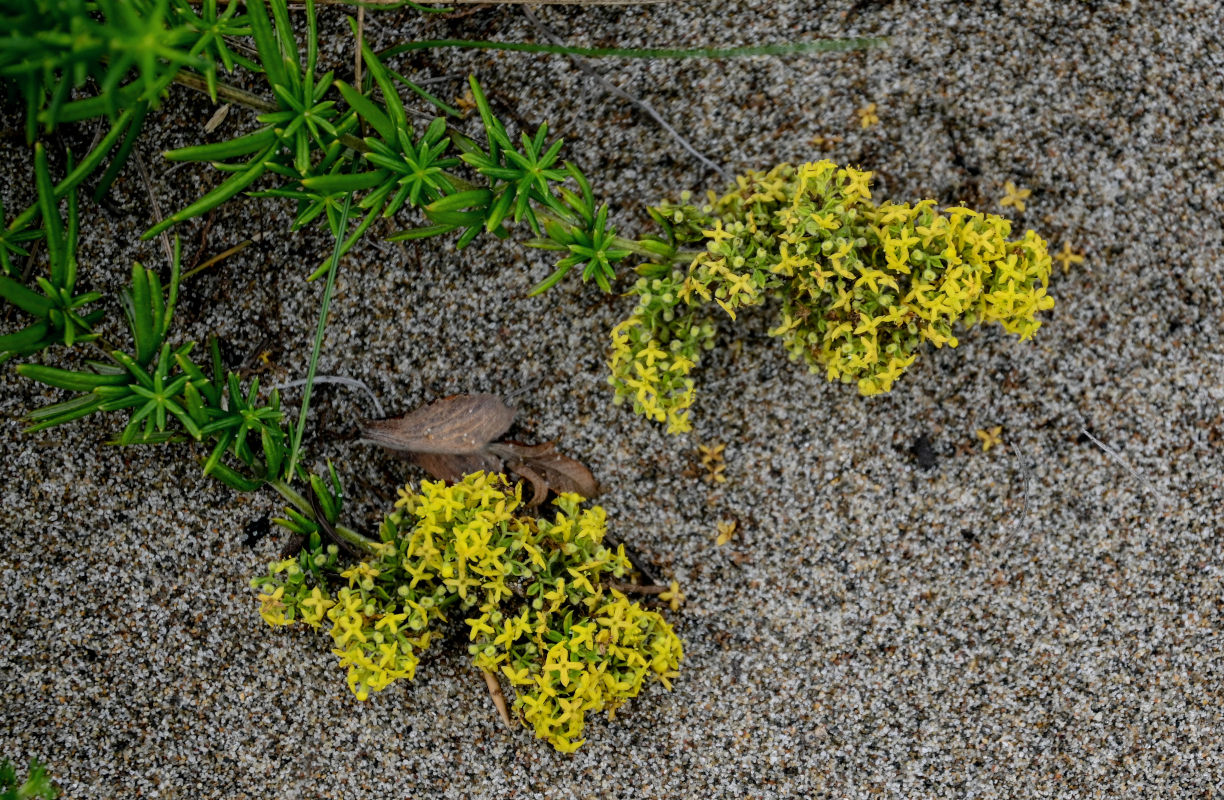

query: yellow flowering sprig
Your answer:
[250,472,683,752]
[610,161,1056,430]
[608,270,716,434]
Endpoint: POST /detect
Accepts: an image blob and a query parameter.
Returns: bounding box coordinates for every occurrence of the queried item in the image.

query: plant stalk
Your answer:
[269,478,380,554]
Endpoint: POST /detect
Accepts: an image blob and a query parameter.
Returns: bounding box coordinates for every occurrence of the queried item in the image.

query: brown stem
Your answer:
[481,669,513,728]
[606,581,667,595]
[173,71,276,113]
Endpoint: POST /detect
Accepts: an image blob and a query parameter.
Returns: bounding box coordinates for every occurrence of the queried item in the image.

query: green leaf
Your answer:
[34,144,64,278]
[335,80,395,143]
[528,266,569,297]
[246,0,287,89]
[16,363,131,392]
[0,276,54,316]
[162,237,182,340]
[207,460,265,492]
[0,320,51,357]
[144,144,276,238]
[309,472,337,523]
[124,262,156,365]
[24,393,106,432]
[299,171,387,194]
[163,127,277,163]
[425,189,493,213]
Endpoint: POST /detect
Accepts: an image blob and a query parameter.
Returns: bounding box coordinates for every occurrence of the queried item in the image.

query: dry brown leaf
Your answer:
[491,441,600,503]
[365,394,598,506]
[410,451,503,483]
[203,103,231,134]
[481,669,513,728]
[506,460,550,507]
[361,394,515,454]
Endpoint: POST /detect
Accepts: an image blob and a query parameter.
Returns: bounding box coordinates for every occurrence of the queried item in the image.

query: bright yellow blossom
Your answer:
[1000,181,1032,212]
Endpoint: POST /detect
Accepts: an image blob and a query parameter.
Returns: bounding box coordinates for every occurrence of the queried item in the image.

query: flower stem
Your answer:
[268,478,380,555]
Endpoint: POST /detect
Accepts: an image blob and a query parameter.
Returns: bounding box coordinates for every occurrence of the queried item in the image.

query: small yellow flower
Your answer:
[257,586,290,627]
[374,610,408,636]
[976,426,1003,452]
[658,580,685,612]
[715,519,737,547]
[842,167,873,202]
[856,102,879,129]
[697,442,727,484]
[701,219,734,244]
[340,562,380,588]
[808,133,843,149]
[299,587,334,627]
[1000,181,1032,212]
[1053,241,1084,274]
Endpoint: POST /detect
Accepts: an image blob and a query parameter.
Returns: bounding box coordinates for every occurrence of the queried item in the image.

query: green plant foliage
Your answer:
[14,238,298,492]
[0,0,250,195]
[3,0,881,295]
[609,161,1056,432]
[141,2,688,292]
[0,145,104,363]
[251,471,683,753]
[0,201,41,280]
[148,0,359,240]
[0,758,58,800]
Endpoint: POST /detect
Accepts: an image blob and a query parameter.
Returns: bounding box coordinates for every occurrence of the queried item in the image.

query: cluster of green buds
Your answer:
[251,472,683,753]
[609,161,1056,432]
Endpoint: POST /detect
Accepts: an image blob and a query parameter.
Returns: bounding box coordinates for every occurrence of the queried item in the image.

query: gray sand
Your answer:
[2,1,1222,797]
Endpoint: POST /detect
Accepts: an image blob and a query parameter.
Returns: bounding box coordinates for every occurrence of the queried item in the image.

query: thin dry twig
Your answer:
[521,6,728,180]
[182,237,256,281]
[134,149,175,265]
[275,374,386,419]
[481,669,513,728]
[1004,439,1032,525]
[606,581,667,595]
[1079,426,1168,501]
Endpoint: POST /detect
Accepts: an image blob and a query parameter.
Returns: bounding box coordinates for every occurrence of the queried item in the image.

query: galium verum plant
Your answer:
[251,471,683,754]
[609,160,1056,432]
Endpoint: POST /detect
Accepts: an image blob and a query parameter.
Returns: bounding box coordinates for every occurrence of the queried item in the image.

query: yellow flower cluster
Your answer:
[250,472,683,753]
[610,161,1056,430]
[254,551,341,627]
[460,494,682,752]
[607,271,714,434]
[326,585,434,701]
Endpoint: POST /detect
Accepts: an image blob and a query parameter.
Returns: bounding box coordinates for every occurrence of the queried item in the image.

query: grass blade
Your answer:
[381,37,888,60]
[286,187,355,482]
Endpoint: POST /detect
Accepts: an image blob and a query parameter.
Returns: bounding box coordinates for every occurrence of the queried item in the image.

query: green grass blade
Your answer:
[286,188,355,483]
[33,144,64,282]
[335,80,396,143]
[163,127,276,163]
[24,394,107,432]
[381,37,888,61]
[143,145,276,239]
[0,276,54,316]
[93,102,150,200]
[16,363,131,392]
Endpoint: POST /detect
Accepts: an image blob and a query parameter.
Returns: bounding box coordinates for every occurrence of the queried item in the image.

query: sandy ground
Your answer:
[2,1,1223,797]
